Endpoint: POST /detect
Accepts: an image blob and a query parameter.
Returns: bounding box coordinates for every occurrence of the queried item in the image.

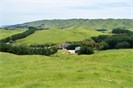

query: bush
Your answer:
[77,46,94,55]
[0,43,12,52]
[91,35,108,43]
[112,28,131,34]
[115,42,130,49]
[80,39,95,48]
[100,42,110,50]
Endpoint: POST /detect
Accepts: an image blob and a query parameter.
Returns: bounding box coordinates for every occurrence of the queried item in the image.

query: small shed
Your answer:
[67,50,75,54]
[65,46,81,54]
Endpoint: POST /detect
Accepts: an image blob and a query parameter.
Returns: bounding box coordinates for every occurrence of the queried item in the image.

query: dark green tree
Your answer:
[77,46,94,55]
[115,42,130,49]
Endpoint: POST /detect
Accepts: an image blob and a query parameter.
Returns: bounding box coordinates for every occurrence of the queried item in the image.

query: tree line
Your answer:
[0,27,37,43]
[0,27,49,43]
[92,28,133,50]
[0,27,58,56]
[0,43,58,56]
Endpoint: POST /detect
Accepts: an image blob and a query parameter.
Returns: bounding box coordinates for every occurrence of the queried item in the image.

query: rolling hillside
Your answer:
[16,28,107,45]
[0,49,133,88]
[1,20,133,88]
[5,19,133,30]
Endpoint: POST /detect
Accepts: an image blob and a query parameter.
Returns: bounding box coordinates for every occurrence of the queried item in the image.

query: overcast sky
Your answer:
[0,0,133,26]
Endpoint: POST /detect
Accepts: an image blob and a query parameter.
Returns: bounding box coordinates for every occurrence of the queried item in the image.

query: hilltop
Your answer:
[5,19,133,30]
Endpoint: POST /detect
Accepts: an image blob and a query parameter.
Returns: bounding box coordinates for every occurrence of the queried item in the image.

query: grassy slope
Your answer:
[16,28,106,45]
[0,29,25,40]
[0,49,133,88]
[10,19,133,30]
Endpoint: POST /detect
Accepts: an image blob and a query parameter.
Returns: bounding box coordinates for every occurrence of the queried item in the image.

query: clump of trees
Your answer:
[92,28,133,50]
[112,27,132,34]
[0,43,58,56]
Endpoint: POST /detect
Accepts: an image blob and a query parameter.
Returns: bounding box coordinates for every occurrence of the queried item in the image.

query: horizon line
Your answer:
[1,18,133,27]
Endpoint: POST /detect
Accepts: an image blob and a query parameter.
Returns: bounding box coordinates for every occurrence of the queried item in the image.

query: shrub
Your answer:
[92,35,108,43]
[77,46,94,55]
[115,42,130,49]
[0,43,12,52]
[80,39,96,48]
[112,28,131,34]
[100,42,110,50]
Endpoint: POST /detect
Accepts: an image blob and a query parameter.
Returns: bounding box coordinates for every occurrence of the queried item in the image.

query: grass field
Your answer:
[0,29,25,40]
[16,28,106,45]
[0,49,133,88]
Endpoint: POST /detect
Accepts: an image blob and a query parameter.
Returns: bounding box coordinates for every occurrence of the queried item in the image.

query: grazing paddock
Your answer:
[16,28,106,45]
[0,49,133,88]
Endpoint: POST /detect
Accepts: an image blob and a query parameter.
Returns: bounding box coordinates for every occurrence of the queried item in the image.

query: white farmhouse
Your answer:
[67,50,75,54]
[65,46,81,54]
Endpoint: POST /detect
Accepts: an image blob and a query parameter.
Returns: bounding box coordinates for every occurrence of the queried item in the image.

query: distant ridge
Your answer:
[4,19,133,30]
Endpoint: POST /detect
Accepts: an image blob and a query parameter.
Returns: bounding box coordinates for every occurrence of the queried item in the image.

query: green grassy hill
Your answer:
[16,28,106,45]
[0,49,133,88]
[0,29,25,40]
[6,19,133,30]
[1,20,132,88]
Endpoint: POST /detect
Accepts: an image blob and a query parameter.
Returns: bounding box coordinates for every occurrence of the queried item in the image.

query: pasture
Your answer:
[0,49,133,88]
[16,28,106,45]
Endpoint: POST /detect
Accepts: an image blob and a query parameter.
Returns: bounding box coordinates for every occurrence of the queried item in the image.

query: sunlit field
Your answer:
[0,49,133,88]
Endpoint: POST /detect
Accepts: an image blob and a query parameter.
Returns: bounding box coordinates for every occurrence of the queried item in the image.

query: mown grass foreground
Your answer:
[0,49,133,88]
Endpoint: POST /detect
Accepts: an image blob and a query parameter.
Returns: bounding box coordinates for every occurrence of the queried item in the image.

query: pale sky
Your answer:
[0,0,133,26]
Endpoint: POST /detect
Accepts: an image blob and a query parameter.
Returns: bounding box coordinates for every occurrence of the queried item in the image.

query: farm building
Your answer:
[63,46,81,54]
